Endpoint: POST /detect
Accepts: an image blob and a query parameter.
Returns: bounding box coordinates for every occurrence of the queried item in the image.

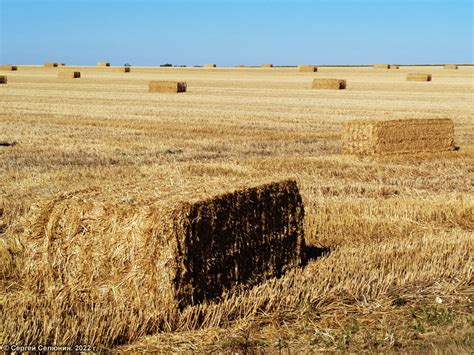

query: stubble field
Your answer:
[1,65,473,352]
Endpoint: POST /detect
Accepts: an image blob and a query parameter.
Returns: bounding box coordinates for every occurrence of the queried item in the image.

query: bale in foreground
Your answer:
[149,80,187,93]
[312,78,346,90]
[0,65,17,71]
[444,64,458,69]
[299,65,318,72]
[342,118,455,155]
[97,62,111,67]
[58,71,81,79]
[0,75,7,84]
[406,73,432,81]
[2,179,305,345]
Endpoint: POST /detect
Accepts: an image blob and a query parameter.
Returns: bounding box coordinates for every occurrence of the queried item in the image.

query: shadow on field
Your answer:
[302,245,331,266]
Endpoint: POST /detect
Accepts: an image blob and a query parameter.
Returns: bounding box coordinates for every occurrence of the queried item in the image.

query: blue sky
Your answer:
[0,0,472,66]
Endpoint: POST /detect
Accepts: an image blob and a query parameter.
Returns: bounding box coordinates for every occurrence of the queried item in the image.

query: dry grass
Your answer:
[0,65,473,352]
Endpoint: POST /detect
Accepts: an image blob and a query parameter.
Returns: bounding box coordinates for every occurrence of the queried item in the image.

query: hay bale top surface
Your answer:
[312,78,346,89]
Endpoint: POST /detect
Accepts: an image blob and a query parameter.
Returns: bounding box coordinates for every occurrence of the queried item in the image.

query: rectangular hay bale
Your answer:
[203,64,217,68]
[58,71,81,79]
[299,65,318,72]
[114,67,131,72]
[0,65,17,71]
[261,64,273,68]
[44,62,60,67]
[312,78,346,90]
[373,64,390,69]
[444,64,458,69]
[342,118,455,155]
[0,75,7,84]
[390,65,399,69]
[149,80,187,93]
[406,73,432,81]
[97,62,111,67]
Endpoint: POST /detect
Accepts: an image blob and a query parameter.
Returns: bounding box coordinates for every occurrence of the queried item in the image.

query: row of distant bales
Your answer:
[0,62,460,90]
[0,62,459,156]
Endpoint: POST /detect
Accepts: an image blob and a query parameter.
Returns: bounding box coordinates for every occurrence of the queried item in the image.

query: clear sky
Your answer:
[0,0,472,66]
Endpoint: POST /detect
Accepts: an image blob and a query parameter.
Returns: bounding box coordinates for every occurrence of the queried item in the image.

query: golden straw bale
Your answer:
[444,64,458,69]
[373,64,390,69]
[97,62,111,67]
[342,118,455,155]
[235,65,246,68]
[406,73,432,81]
[261,64,273,68]
[57,71,81,79]
[299,65,318,72]
[2,179,304,345]
[0,65,17,71]
[149,80,187,93]
[0,75,7,84]
[44,62,59,67]
[203,64,217,68]
[390,65,399,69]
[312,78,346,90]
[114,67,131,72]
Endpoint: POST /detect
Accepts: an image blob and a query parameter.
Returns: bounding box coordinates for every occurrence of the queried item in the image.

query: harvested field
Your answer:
[0,76,7,84]
[342,118,455,155]
[407,73,432,81]
[58,70,81,79]
[149,80,187,93]
[0,65,17,71]
[0,65,473,353]
[299,65,318,72]
[312,78,346,89]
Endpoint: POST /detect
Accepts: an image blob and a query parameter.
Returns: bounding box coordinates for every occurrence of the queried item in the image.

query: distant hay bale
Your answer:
[312,78,346,90]
[149,80,187,93]
[261,64,273,68]
[390,65,399,69]
[373,64,390,69]
[0,65,17,71]
[97,62,111,67]
[203,64,217,68]
[114,67,131,73]
[299,65,318,72]
[0,75,7,84]
[406,73,432,81]
[44,62,60,67]
[444,64,458,69]
[342,118,455,155]
[4,180,305,345]
[58,71,81,79]
[236,65,246,68]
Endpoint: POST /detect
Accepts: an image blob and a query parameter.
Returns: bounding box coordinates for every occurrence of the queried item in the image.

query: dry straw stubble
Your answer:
[2,179,305,346]
[149,81,187,93]
[406,73,432,81]
[312,78,346,90]
[342,118,455,155]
